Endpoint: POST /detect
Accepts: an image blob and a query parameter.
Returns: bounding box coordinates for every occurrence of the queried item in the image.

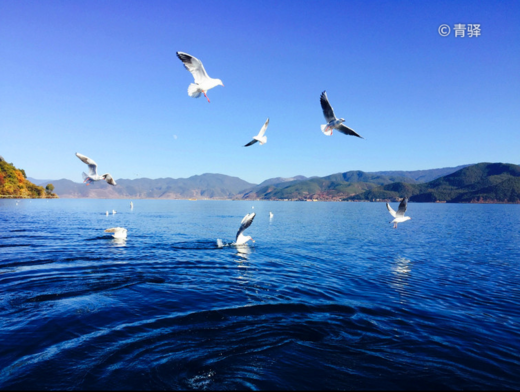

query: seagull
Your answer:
[387,198,411,228]
[176,51,224,103]
[269,211,274,219]
[105,227,127,239]
[244,118,269,147]
[234,213,256,245]
[112,209,116,215]
[106,211,109,216]
[130,201,133,209]
[75,153,117,186]
[320,91,363,138]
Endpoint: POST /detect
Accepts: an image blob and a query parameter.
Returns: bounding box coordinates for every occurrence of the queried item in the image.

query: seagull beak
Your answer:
[251,238,255,242]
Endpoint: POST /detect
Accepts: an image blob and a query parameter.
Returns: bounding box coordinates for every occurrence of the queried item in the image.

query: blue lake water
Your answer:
[1,199,520,390]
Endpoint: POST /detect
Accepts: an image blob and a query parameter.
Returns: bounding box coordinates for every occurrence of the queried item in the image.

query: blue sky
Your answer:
[1,0,519,185]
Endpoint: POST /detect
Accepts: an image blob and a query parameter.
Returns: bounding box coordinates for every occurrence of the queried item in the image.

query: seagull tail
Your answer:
[81,172,89,181]
[321,124,333,136]
[188,83,202,98]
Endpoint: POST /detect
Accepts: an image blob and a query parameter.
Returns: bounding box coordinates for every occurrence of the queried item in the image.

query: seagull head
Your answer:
[339,118,345,123]
[216,79,224,87]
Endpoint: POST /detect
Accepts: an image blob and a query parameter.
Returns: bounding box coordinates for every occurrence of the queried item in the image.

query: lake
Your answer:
[1,199,519,390]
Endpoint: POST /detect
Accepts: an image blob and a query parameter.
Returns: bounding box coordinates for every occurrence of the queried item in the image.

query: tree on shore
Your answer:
[45,184,55,195]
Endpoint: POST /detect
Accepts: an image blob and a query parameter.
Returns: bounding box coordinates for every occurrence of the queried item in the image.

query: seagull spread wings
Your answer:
[320,91,337,123]
[76,153,98,177]
[176,52,209,84]
[387,198,408,218]
[320,91,363,138]
[337,124,363,138]
[396,198,408,217]
[244,118,269,147]
[236,213,256,241]
[386,202,397,218]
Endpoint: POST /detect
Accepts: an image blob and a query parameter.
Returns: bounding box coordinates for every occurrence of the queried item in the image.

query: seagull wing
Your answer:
[337,124,364,139]
[76,153,98,176]
[105,227,125,233]
[397,198,408,217]
[386,203,397,218]
[320,91,337,123]
[244,139,258,147]
[236,213,256,241]
[257,118,269,138]
[104,174,117,186]
[176,52,209,84]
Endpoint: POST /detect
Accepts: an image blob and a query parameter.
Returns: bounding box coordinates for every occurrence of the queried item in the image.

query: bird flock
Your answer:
[75,50,411,243]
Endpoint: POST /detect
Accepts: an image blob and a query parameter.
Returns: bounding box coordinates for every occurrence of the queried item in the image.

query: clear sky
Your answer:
[1,0,519,185]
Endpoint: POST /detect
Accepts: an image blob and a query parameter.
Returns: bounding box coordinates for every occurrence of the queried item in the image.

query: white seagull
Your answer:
[234,213,256,245]
[176,51,224,103]
[75,153,116,186]
[269,211,274,219]
[387,198,411,228]
[105,227,127,239]
[244,118,269,147]
[320,91,363,138]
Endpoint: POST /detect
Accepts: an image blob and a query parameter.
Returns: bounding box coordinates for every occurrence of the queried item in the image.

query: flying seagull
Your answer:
[105,227,127,239]
[75,153,116,186]
[244,118,269,147]
[320,91,363,138]
[234,213,256,245]
[176,51,224,103]
[386,198,411,228]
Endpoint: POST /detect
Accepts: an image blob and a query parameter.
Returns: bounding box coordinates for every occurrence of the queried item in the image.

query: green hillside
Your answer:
[0,158,57,199]
[348,163,520,203]
[241,171,416,200]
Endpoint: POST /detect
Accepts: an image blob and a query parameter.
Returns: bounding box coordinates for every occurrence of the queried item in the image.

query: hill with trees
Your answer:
[347,163,520,203]
[0,157,57,199]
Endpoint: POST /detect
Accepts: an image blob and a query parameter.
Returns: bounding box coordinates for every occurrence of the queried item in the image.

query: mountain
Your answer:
[33,173,255,199]
[237,171,418,200]
[369,164,471,183]
[235,166,469,201]
[0,157,57,198]
[347,163,520,203]
[28,163,512,202]
[238,175,309,199]
[256,175,309,188]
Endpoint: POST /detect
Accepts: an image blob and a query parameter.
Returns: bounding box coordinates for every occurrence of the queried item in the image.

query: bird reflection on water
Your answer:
[110,238,127,247]
[235,244,251,260]
[391,256,412,304]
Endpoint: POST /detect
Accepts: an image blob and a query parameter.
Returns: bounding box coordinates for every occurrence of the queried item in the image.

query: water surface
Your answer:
[1,199,519,390]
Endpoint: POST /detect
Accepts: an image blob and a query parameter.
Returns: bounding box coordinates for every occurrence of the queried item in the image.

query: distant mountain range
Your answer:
[235,165,470,200]
[28,164,472,200]
[28,174,255,199]
[22,162,520,203]
[347,163,520,203]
